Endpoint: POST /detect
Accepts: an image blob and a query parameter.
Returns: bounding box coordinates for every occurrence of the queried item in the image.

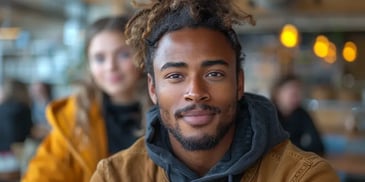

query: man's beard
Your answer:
[159,104,235,151]
[163,121,234,151]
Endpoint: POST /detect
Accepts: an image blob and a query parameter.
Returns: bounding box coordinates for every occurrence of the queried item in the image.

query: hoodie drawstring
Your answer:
[228,175,233,182]
[166,164,171,181]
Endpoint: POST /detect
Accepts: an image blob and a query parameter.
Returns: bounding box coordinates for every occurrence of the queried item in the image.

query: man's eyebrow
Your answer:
[160,62,187,71]
[201,60,229,67]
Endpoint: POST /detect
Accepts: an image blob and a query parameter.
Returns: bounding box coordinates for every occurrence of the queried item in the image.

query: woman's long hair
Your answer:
[74,15,150,136]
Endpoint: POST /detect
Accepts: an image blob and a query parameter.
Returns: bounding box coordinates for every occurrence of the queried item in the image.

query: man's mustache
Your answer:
[175,104,221,118]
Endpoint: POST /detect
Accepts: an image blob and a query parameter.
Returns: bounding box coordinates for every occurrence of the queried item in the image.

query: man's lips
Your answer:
[180,109,216,126]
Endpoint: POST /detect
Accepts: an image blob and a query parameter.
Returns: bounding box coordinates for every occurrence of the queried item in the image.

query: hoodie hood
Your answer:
[145,93,289,182]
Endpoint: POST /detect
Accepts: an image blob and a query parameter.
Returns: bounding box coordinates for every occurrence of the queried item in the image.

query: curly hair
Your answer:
[125,0,255,78]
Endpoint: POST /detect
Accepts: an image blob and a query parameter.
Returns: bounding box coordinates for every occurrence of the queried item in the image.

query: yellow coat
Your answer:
[22,96,108,182]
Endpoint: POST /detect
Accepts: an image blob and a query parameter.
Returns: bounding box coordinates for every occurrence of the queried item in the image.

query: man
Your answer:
[91,1,339,181]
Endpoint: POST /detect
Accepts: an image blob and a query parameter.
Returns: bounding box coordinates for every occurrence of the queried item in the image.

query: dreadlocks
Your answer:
[125,0,255,76]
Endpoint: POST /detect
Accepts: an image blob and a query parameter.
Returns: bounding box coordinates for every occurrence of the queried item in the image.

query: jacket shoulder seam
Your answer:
[290,155,323,182]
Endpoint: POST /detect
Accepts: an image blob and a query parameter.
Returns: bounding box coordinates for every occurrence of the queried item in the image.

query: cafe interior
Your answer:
[0,0,364,181]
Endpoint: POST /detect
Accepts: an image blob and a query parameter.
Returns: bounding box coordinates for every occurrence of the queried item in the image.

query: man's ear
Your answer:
[237,69,244,100]
[148,74,157,104]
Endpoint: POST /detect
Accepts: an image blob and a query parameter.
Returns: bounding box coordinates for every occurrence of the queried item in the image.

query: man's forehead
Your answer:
[151,28,236,69]
[155,28,233,53]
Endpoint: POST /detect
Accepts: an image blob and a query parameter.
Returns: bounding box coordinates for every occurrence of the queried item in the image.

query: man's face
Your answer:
[148,27,244,151]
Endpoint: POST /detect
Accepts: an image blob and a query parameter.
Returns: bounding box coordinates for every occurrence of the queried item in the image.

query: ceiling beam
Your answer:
[10,1,66,20]
[236,14,365,33]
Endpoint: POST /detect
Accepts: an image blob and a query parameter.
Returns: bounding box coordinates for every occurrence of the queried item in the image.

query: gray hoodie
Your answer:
[145,93,289,182]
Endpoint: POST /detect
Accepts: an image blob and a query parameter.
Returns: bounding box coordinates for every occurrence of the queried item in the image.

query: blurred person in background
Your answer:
[22,15,150,182]
[0,78,33,180]
[271,74,325,155]
[18,82,54,175]
[29,81,53,139]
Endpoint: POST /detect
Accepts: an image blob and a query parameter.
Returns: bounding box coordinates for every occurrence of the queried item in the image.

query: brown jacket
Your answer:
[91,138,339,182]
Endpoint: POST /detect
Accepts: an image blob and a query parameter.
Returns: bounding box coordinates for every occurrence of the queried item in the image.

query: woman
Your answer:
[22,16,150,182]
[271,74,325,155]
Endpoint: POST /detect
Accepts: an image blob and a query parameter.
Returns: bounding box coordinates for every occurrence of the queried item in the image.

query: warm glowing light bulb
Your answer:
[280,24,299,48]
[313,35,330,58]
[343,41,357,62]
[324,42,336,64]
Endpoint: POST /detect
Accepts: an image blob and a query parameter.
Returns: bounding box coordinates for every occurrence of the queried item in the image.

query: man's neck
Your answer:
[169,125,236,176]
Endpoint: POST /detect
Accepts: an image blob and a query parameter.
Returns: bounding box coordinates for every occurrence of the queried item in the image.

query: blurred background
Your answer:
[0,0,364,181]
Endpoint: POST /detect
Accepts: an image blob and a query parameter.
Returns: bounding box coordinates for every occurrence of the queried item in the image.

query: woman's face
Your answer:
[88,31,140,101]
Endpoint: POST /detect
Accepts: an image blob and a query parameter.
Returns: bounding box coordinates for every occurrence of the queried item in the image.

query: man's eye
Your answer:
[207,72,224,77]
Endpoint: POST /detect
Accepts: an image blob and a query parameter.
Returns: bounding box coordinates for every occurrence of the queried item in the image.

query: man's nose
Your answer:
[183,78,210,102]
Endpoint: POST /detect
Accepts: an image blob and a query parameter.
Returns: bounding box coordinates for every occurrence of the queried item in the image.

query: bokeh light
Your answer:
[342,41,357,62]
[313,35,330,58]
[280,24,299,48]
